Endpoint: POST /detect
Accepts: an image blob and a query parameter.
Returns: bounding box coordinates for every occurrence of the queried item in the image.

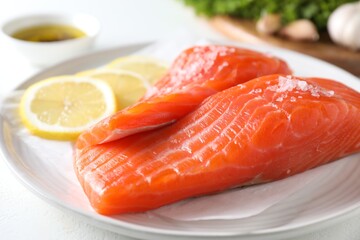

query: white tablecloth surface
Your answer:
[1,0,360,239]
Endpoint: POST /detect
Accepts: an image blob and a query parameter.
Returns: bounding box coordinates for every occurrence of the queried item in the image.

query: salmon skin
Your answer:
[74,74,360,215]
[75,45,291,149]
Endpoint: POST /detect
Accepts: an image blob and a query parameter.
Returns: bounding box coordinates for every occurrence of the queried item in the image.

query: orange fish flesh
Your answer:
[75,45,291,149]
[74,74,360,215]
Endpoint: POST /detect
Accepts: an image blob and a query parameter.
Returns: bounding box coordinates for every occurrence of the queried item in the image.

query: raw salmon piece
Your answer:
[74,74,360,215]
[75,45,291,149]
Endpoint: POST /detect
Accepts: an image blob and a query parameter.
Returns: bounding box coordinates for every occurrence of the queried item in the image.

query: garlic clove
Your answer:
[256,13,281,35]
[279,19,319,41]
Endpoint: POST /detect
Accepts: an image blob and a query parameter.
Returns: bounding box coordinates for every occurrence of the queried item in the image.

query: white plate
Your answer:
[1,41,360,240]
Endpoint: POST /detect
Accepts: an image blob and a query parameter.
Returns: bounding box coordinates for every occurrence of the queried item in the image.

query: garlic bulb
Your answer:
[328,1,360,50]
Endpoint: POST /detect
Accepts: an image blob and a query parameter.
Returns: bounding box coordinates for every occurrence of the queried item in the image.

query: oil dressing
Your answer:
[12,24,86,42]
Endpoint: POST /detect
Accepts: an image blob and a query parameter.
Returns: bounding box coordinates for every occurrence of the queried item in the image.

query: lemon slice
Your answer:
[106,56,168,84]
[19,76,117,140]
[78,69,150,110]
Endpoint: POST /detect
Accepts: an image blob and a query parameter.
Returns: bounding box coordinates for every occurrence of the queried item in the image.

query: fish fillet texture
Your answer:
[75,45,291,149]
[74,74,360,215]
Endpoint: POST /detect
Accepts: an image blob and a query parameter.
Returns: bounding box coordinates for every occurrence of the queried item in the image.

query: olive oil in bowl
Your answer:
[12,24,86,42]
[2,13,100,66]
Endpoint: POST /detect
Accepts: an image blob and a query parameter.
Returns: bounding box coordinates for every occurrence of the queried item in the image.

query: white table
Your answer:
[1,1,360,239]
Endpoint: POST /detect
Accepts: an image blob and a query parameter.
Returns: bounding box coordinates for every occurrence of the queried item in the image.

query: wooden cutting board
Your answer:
[209,16,360,76]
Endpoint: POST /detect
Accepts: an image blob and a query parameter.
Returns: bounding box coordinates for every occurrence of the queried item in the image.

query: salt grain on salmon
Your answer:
[269,75,336,98]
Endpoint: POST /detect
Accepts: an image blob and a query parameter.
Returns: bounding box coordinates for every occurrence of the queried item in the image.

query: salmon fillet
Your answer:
[74,74,360,215]
[75,46,291,149]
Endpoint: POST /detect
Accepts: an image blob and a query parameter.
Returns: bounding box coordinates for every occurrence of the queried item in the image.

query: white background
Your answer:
[0,0,360,239]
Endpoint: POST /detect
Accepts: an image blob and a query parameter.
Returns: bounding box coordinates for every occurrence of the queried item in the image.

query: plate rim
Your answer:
[1,40,360,239]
